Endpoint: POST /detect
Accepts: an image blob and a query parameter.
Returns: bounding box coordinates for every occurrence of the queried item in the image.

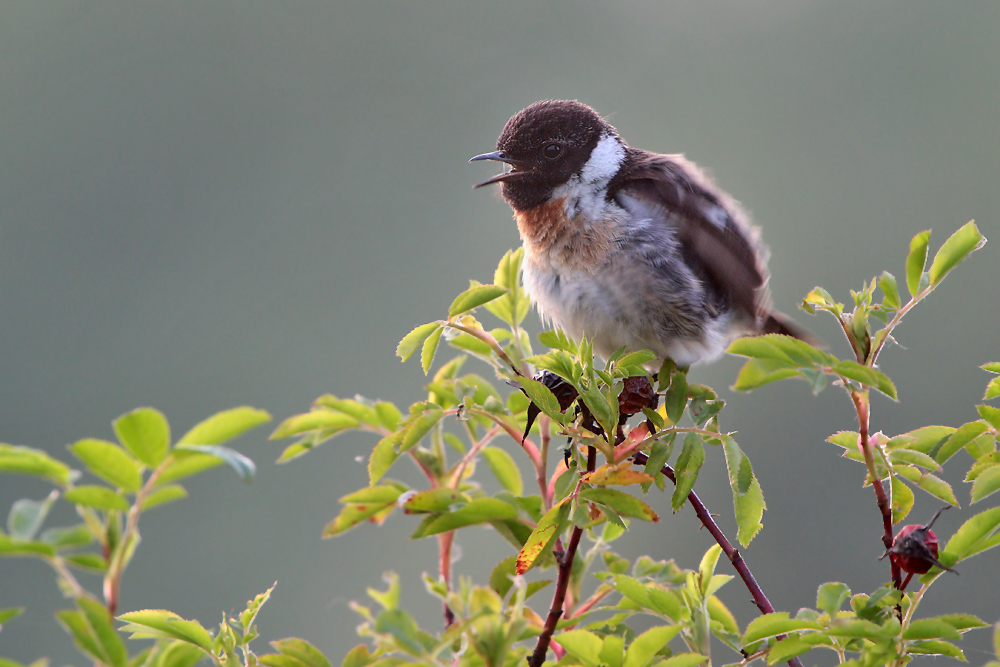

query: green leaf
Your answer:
[68,439,143,492]
[155,450,226,485]
[888,448,941,471]
[141,484,188,511]
[113,408,171,468]
[152,642,205,667]
[0,607,24,625]
[728,334,833,368]
[656,654,709,667]
[742,613,822,644]
[579,488,659,522]
[448,285,508,318]
[731,358,799,392]
[894,466,958,506]
[65,553,108,572]
[934,614,989,633]
[833,361,897,400]
[177,407,271,446]
[664,369,688,424]
[40,524,94,549]
[270,410,359,440]
[944,506,1000,560]
[341,645,374,667]
[414,498,519,537]
[766,636,812,665]
[0,444,74,486]
[174,444,255,481]
[623,625,682,667]
[905,230,931,297]
[721,436,766,546]
[269,638,332,667]
[879,272,901,310]
[395,408,444,454]
[935,421,989,465]
[489,556,517,599]
[906,640,964,659]
[537,329,578,355]
[116,609,214,652]
[482,447,523,495]
[401,488,467,513]
[890,474,914,524]
[671,433,704,512]
[56,610,106,665]
[7,492,57,540]
[420,325,444,375]
[978,405,1000,430]
[64,485,130,511]
[340,486,405,504]
[518,375,566,423]
[71,597,128,667]
[985,377,1000,401]
[0,535,55,557]
[928,221,985,286]
[903,618,962,641]
[369,435,399,485]
[322,501,396,538]
[972,465,1000,504]
[516,500,569,574]
[816,582,851,616]
[396,322,440,362]
[556,630,602,667]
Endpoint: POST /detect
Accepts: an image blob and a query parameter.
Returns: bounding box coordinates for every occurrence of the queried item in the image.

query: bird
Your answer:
[470,99,810,368]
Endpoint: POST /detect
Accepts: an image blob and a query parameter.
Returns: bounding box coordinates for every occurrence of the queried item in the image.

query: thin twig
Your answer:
[540,415,552,510]
[631,451,805,667]
[528,447,597,667]
[439,531,456,627]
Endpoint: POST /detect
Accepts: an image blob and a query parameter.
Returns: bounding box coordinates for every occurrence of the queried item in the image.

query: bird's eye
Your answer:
[542,143,562,160]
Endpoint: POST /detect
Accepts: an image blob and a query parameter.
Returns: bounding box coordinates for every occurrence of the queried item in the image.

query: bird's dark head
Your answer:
[471,100,624,211]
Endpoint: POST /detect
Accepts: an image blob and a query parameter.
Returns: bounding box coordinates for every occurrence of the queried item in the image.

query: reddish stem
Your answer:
[528,446,597,667]
[439,532,455,627]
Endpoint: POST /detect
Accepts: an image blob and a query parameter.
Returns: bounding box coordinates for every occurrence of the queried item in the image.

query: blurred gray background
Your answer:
[2,2,997,664]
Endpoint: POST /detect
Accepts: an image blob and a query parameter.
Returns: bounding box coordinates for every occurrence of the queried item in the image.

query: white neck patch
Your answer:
[579,133,625,184]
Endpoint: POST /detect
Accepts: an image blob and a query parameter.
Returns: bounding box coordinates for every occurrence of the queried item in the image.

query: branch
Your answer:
[849,391,902,591]
[631,451,804,667]
[528,446,597,667]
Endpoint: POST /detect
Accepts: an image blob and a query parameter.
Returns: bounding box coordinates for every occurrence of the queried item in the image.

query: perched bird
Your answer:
[471,100,809,367]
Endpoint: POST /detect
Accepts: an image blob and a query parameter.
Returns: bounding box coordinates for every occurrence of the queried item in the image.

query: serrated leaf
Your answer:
[935,421,988,465]
[978,405,1000,430]
[368,435,399,485]
[322,501,396,538]
[906,640,965,659]
[905,230,930,297]
[482,447,523,495]
[177,407,271,446]
[656,654,708,667]
[944,506,1000,560]
[74,597,128,667]
[116,609,214,652]
[141,484,188,511]
[64,486,130,512]
[402,488,467,513]
[879,272,901,310]
[583,461,655,486]
[816,582,851,616]
[889,448,941,471]
[556,630,602,667]
[517,376,565,423]
[891,475,914,524]
[416,498,519,538]
[489,556,517,599]
[341,645,373,667]
[903,618,962,641]
[731,358,799,392]
[419,325,444,375]
[671,433,704,512]
[623,625,682,667]
[972,465,1000,504]
[766,636,812,665]
[985,377,1000,401]
[173,444,255,481]
[742,613,822,644]
[0,444,73,485]
[113,408,171,468]
[834,361,897,400]
[56,610,105,665]
[270,410,359,440]
[397,323,440,362]
[269,638,332,667]
[580,488,659,522]
[448,285,508,318]
[722,437,766,546]
[928,221,985,286]
[340,486,405,504]
[516,500,569,574]
[68,439,142,492]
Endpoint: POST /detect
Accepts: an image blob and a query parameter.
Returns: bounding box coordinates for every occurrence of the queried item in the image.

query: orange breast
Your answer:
[515,198,621,272]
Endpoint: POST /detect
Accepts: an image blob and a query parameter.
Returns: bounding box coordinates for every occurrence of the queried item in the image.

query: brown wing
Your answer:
[613,148,768,320]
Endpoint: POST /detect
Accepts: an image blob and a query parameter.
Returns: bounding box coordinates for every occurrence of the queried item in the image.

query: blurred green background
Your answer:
[2,2,997,664]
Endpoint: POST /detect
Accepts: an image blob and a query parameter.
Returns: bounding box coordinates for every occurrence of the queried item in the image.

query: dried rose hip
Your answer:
[618,375,658,416]
[886,507,957,576]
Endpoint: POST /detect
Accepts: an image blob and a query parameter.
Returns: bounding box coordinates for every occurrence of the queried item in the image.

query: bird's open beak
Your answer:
[469,151,534,188]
